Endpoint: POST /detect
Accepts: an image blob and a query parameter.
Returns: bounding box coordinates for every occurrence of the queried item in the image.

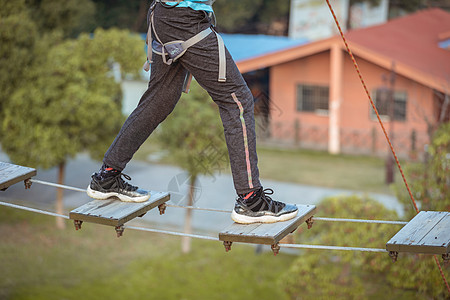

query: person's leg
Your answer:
[146,4,260,194]
[103,59,188,171]
[150,11,260,194]
[87,31,189,202]
[181,46,260,195]
[154,7,298,223]
[179,38,297,223]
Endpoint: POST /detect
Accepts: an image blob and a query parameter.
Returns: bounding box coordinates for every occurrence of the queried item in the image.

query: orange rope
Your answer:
[324,0,417,211]
[434,255,450,293]
[324,0,449,294]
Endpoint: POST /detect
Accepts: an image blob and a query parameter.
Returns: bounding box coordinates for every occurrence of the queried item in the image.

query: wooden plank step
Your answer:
[0,162,37,191]
[219,204,316,254]
[69,191,170,236]
[386,211,450,262]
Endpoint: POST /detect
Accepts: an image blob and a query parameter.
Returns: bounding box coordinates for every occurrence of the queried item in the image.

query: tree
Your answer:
[88,0,294,35]
[283,192,450,298]
[1,28,145,228]
[394,123,450,219]
[0,0,37,140]
[157,80,228,253]
[214,0,291,35]
[91,0,149,33]
[27,0,97,38]
[391,123,450,297]
[347,0,382,30]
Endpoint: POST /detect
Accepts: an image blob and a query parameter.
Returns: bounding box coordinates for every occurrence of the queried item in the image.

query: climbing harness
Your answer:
[143,0,226,93]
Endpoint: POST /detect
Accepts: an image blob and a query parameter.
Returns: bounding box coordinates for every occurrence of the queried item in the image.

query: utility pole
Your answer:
[385,61,396,184]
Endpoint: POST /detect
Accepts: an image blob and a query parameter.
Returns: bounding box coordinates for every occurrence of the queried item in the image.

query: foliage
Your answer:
[157,80,228,180]
[27,0,97,38]
[387,123,450,299]
[91,0,149,33]
[394,123,450,219]
[385,253,450,299]
[214,0,291,34]
[389,0,423,12]
[83,0,439,36]
[282,195,400,299]
[0,0,37,137]
[350,0,381,6]
[1,27,145,168]
[282,195,450,299]
[85,0,294,35]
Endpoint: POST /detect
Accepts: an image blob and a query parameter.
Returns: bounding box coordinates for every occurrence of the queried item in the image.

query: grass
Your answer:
[134,137,394,195]
[256,147,393,194]
[0,206,425,300]
[0,206,292,300]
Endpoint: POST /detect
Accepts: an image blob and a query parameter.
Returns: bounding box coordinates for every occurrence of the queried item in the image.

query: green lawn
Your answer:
[257,147,393,194]
[134,137,395,195]
[0,206,292,300]
[0,205,423,300]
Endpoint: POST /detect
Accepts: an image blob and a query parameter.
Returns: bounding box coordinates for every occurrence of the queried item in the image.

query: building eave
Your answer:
[237,36,449,94]
[236,37,337,74]
[347,41,449,94]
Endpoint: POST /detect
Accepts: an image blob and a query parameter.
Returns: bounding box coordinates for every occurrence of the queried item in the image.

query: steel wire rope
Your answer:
[0,200,389,253]
[29,178,409,225]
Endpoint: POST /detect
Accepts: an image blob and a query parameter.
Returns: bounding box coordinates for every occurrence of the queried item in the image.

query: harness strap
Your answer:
[215,30,226,82]
[155,0,215,4]
[143,0,226,93]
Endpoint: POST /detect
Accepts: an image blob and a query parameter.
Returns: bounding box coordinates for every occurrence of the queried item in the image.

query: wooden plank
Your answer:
[417,214,450,254]
[248,205,314,237]
[220,223,261,236]
[386,211,444,251]
[219,204,316,245]
[69,191,170,227]
[386,211,450,254]
[0,162,37,190]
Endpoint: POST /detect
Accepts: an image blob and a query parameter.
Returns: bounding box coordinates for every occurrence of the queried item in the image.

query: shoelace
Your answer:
[114,173,138,191]
[260,188,285,213]
[241,188,285,213]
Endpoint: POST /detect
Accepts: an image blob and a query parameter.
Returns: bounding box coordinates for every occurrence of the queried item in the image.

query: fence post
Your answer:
[410,129,417,160]
[371,127,377,155]
[294,119,300,146]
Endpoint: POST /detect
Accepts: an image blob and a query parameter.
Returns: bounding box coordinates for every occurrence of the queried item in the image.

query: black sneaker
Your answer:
[87,171,151,203]
[231,188,298,224]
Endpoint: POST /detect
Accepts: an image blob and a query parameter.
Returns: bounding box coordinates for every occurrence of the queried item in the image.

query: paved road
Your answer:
[0,152,403,233]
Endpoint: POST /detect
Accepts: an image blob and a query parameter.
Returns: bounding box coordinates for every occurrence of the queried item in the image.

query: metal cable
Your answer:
[125,225,219,241]
[282,243,387,253]
[166,204,232,213]
[0,200,390,253]
[28,179,408,225]
[0,201,69,219]
[313,217,407,225]
[30,179,87,193]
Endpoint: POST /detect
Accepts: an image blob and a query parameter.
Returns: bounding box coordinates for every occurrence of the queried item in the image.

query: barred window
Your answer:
[372,89,407,121]
[296,84,329,113]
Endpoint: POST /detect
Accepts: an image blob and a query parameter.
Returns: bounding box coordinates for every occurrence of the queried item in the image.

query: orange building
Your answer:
[236,8,450,158]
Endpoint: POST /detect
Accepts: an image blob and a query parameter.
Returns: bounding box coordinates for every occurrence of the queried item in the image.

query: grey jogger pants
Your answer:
[103,4,261,194]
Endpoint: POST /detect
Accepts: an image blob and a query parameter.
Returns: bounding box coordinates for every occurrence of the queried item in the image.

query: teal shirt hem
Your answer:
[165,1,213,13]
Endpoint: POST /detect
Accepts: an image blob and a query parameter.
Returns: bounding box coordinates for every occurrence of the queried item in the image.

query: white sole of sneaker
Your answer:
[86,186,150,203]
[230,209,298,224]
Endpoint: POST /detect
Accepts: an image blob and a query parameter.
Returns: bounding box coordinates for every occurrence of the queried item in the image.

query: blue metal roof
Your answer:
[439,38,450,49]
[221,33,308,62]
[141,33,308,62]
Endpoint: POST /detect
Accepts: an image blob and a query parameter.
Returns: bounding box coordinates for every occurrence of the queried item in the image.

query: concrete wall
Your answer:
[267,50,434,158]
